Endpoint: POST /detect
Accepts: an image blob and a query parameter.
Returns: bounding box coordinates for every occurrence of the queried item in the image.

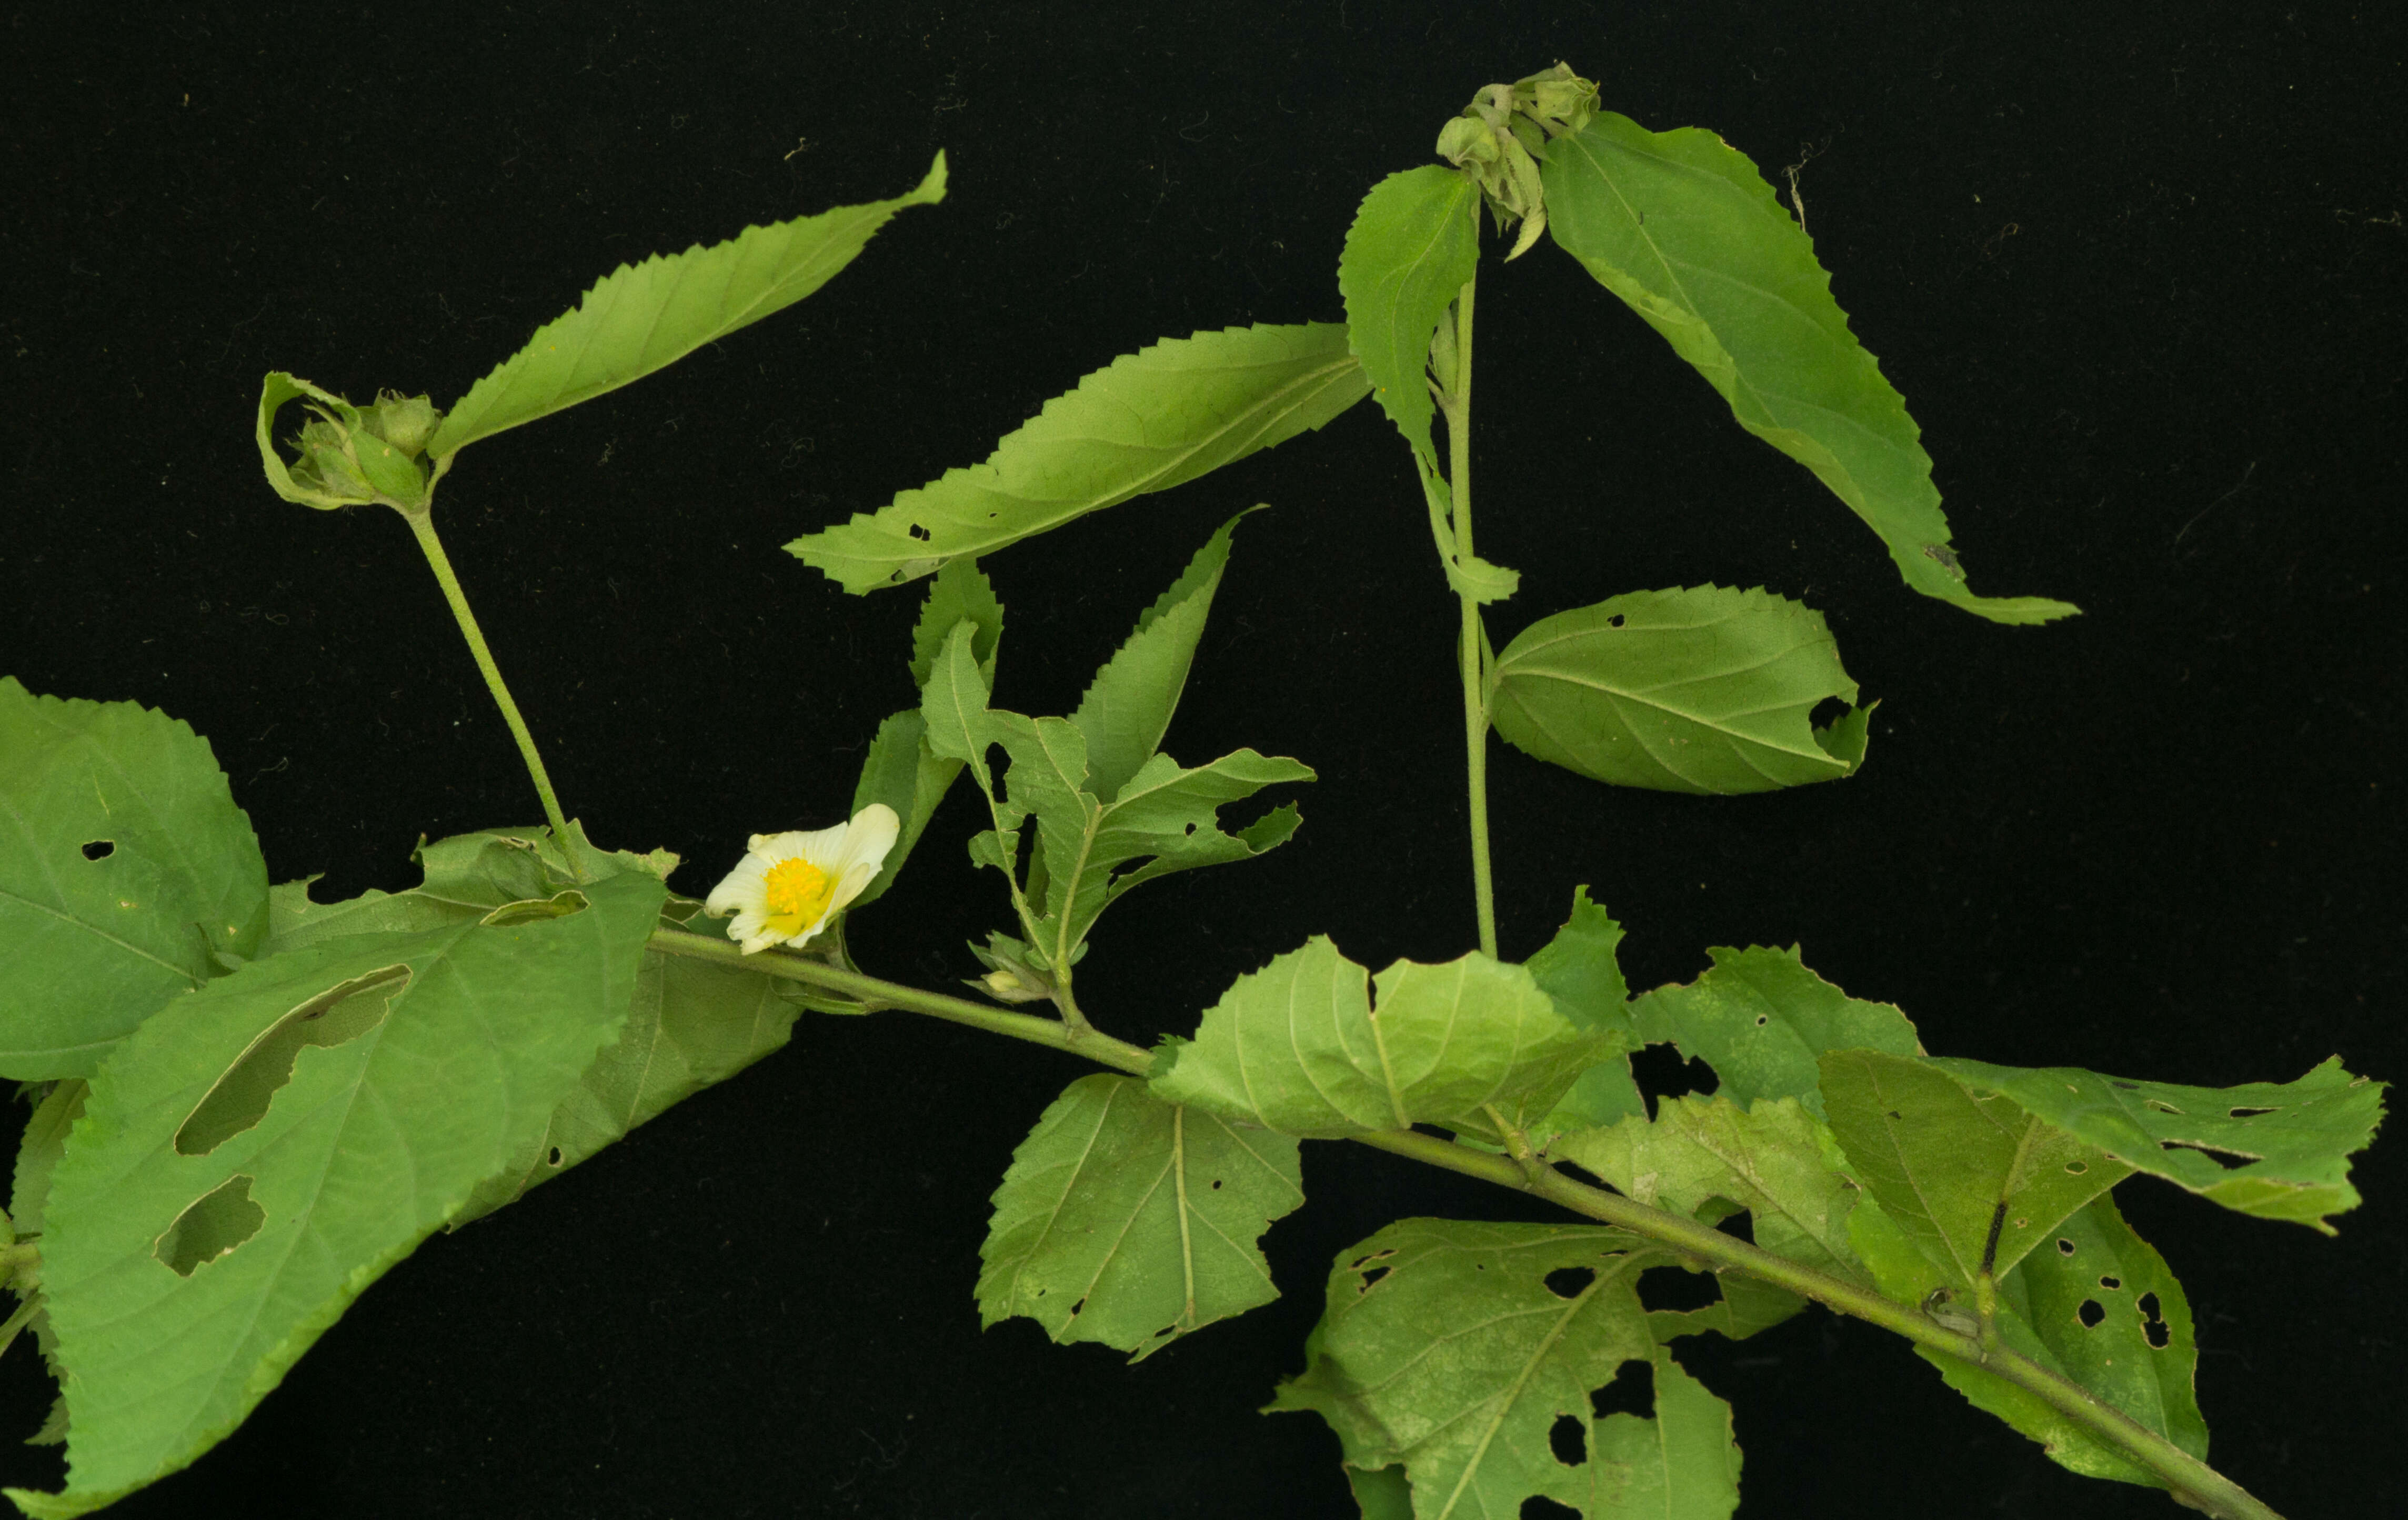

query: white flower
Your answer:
[704,804,899,954]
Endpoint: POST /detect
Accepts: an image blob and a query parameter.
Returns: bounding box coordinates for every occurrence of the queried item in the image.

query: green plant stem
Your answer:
[1441,275,1499,959]
[646,925,2284,1519]
[397,506,589,882]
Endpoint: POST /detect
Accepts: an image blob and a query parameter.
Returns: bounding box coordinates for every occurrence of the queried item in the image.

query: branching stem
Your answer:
[398,506,590,882]
[645,927,2286,1520]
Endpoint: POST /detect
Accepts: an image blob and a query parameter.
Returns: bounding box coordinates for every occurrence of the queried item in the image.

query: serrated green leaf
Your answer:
[1150,939,1594,1137]
[977,1073,1303,1361]
[1267,1218,1738,1520]
[424,155,945,460]
[1490,585,1872,795]
[0,680,270,1079]
[1478,887,1642,1151]
[1821,1049,2132,1288]
[907,558,1005,689]
[1340,166,1480,474]
[17,870,663,1513]
[1069,511,1251,805]
[1928,1055,2385,1233]
[845,709,958,912]
[1553,1094,1871,1287]
[452,919,798,1222]
[9,1082,85,1243]
[1647,1268,1809,1348]
[1628,945,1920,1119]
[788,322,1369,593]
[1543,116,2076,626]
[1848,1194,2205,1486]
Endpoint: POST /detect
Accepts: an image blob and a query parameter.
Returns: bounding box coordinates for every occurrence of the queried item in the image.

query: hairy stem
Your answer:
[399,506,589,882]
[646,927,2284,1519]
[1441,275,1499,959]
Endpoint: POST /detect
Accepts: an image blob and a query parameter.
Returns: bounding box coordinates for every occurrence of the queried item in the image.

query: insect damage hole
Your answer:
[1590,1358,1654,1421]
[2057,1237,2078,1256]
[1544,1266,1596,1300]
[175,964,411,1156]
[1357,1266,1391,1293]
[81,839,115,861]
[2076,1299,2106,1329]
[1521,1499,1581,1520]
[155,1173,265,1277]
[2137,1292,2172,1349]
[1548,1413,1587,1466]
[546,1146,565,1168]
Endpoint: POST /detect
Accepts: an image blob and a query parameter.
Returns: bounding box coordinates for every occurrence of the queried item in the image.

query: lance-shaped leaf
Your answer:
[1149,938,1593,1137]
[424,155,946,460]
[1069,511,1250,805]
[1340,166,1479,474]
[13,870,665,1516]
[1629,945,1921,1119]
[850,560,1008,911]
[1821,1049,2132,1288]
[0,680,269,1079]
[1928,1055,2385,1234]
[1848,1194,2205,1487]
[1267,1219,1739,1520]
[1542,115,2075,626]
[976,1074,1304,1361]
[788,323,1369,593]
[1553,1094,1870,1286]
[1490,585,1873,795]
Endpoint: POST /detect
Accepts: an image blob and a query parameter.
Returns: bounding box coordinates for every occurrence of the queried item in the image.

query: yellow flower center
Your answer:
[762,857,836,929]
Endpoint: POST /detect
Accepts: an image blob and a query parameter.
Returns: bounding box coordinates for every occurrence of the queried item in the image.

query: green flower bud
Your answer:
[366,390,442,459]
[290,408,378,503]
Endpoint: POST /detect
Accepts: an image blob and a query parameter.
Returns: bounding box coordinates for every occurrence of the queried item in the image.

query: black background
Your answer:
[5,2,2402,1517]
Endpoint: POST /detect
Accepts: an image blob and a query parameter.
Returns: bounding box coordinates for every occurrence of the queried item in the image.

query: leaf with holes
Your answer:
[1490,586,1873,795]
[1542,114,2075,625]
[1629,945,1921,1119]
[1820,1049,2132,1289]
[423,155,945,461]
[11,869,664,1516]
[1552,1093,1870,1288]
[1928,1055,2385,1233]
[1267,1218,1739,1519]
[0,680,270,1079]
[1848,1194,2206,1487]
[1149,938,1599,1138]
[788,322,1368,593]
[976,1074,1303,1361]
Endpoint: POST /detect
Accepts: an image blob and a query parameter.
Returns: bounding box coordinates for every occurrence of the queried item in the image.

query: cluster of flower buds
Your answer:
[1434,63,1601,261]
[258,373,444,513]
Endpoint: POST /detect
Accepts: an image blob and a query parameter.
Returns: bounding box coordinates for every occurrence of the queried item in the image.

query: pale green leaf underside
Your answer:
[425,154,947,459]
[1267,1218,1739,1520]
[0,679,269,1079]
[1149,938,1593,1138]
[1931,1055,2385,1233]
[1848,1194,2206,1486]
[1491,585,1871,795]
[1628,944,1921,1119]
[976,1074,1303,1361]
[22,871,664,1512]
[1821,1049,2131,1287]
[787,322,1369,594]
[1543,116,2075,625]
[1552,1094,1870,1286]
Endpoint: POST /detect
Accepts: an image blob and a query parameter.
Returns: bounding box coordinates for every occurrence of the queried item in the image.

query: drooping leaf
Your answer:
[1553,1094,1870,1287]
[1339,165,1479,475]
[1628,945,1921,1119]
[1542,115,2076,625]
[1848,1194,2206,1487]
[0,680,269,1079]
[1267,1218,1738,1520]
[976,1074,1303,1361]
[1069,510,1252,805]
[1337,165,1519,606]
[1489,585,1872,795]
[1149,938,1597,1138]
[452,911,799,1222]
[788,323,1369,593]
[845,709,958,912]
[1928,1055,2385,1234]
[424,155,946,460]
[1820,1049,2132,1288]
[13,871,664,1516]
